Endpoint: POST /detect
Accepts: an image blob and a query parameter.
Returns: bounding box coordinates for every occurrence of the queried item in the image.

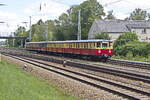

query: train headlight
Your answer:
[109,50,111,53]
[98,50,101,53]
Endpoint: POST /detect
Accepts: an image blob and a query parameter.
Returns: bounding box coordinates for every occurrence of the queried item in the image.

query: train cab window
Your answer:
[102,42,108,48]
[97,42,101,48]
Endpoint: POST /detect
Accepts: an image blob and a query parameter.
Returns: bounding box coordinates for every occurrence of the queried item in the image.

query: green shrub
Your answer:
[115,41,150,58]
[113,32,138,49]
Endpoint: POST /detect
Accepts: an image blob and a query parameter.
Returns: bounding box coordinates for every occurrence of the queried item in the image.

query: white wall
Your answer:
[109,33,122,41]
[131,28,150,42]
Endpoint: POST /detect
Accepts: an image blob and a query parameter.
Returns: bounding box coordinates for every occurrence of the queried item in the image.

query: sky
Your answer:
[0,0,150,37]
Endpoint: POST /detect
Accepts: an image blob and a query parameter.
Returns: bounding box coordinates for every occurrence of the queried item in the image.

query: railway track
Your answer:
[1,48,150,70]
[2,50,150,84]
[108,59,150,69]
[3,53,150,100]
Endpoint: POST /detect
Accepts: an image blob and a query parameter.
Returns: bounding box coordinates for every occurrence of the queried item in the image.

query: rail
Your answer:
[108,59,150,69]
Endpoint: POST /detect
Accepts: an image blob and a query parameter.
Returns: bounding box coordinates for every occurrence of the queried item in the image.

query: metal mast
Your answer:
[29,16,32,41]
[77,10,81,40]
[45,21,48,41]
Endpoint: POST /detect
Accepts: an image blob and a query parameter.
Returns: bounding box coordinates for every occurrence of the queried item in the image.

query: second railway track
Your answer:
[2,50,150,84]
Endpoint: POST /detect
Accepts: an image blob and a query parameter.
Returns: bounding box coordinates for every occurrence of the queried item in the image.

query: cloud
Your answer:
[24,0,69,20]
[0,11,20,36]
[98,0,150,19]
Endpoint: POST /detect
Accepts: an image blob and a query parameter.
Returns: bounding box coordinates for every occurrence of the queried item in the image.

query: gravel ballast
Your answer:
[2,55,123,100]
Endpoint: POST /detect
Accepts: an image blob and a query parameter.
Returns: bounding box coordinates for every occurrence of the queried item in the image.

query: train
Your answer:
[25,40,113,61]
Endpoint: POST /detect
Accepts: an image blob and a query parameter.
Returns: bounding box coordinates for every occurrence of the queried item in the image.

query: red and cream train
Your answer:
[25,40,113,60]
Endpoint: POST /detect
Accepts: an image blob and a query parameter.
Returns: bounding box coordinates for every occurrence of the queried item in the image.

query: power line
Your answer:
[104,0,126,7]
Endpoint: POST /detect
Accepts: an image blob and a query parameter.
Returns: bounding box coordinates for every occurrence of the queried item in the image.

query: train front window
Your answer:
[102,42,108,48]
[97,42,101,48]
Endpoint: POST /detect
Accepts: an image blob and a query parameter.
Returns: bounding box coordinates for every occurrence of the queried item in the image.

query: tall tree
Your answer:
[31,20,45,42]
[129,8,147,20]
[13,26,28,47]
[70,0,105,40]
[105,10,116,19]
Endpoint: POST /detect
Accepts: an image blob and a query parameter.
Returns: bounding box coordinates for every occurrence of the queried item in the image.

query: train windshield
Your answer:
[102,42,108,48]
[97,42,101,48]
[97,42,111,48]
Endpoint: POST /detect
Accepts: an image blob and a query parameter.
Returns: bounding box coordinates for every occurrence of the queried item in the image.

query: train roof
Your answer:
[26,39,113,44]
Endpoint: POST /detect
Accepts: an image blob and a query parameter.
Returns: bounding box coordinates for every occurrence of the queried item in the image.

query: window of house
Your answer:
[142,29,146,34]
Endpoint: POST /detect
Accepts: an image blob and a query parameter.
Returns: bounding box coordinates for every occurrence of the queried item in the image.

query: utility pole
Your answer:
[29,16,32,41]
[45,21,48,41]
[77,10,81,40]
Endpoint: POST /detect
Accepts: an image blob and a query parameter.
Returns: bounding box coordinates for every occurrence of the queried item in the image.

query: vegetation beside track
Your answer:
[0,61,77,100]
[113,32,150,62]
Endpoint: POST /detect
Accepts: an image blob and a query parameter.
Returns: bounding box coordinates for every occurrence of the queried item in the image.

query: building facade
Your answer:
[88,20,150,42]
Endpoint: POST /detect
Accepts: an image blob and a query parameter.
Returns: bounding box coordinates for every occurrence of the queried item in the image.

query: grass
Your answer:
[0,61,78,100]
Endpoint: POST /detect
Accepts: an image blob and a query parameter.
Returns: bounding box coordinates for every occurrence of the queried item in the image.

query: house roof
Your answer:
[88,20,150,39]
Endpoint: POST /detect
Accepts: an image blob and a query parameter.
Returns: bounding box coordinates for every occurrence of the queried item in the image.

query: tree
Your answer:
[113,32,139,49]
[129,8,147,20]
[53,13,74,41]
[31,21,45,42]
[105,10,116,19]
[30,19,55,41]
[13,26,28,47]
[95,32,111,40]
[70,0,105,40]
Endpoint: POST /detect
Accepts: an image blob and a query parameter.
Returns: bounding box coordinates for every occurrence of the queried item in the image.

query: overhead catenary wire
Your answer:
[104,0,126,7]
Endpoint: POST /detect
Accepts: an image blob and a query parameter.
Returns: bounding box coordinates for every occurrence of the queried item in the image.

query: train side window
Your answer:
[73,43,75,48]
[70,43,72,48]
[80,43,82,48]
[86,43,88,48]
[75,43,76,48]
[87,43,89,49]
[83,43,85,48]
[85,43,87,48]
[92,43,95,48]
[67,43,68,48]
[94,43,96,48]
[82,43,84,48]
[90,43,92,48]
[79,43,81,48]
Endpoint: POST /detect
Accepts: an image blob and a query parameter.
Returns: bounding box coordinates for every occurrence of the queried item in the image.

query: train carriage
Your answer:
[25,40,113,60]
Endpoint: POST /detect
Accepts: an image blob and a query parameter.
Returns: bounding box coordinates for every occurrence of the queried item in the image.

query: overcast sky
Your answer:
[0,0,150,36]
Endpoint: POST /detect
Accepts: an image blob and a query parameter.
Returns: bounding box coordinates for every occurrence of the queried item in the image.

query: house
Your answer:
[88,20,150,42]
